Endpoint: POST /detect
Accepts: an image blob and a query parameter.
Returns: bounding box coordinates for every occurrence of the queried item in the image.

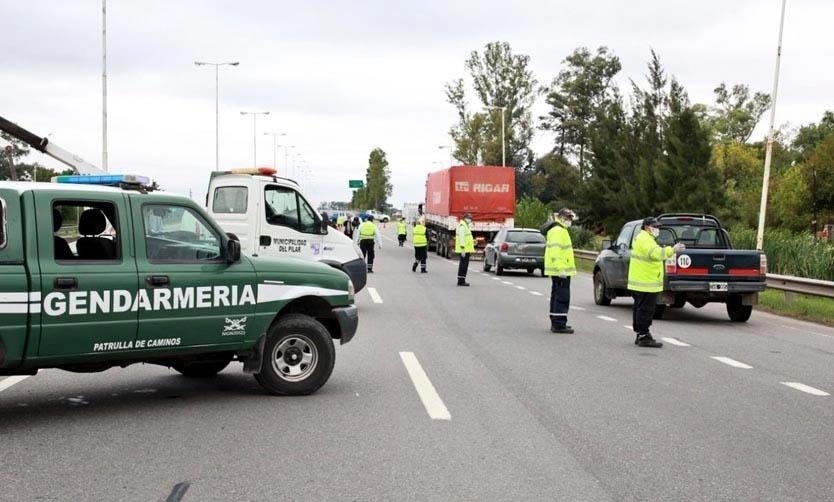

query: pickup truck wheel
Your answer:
[652,305,666,320]
[727,303,753,322]
[593,272,612,306]
[671,296,687,308]
[526,268,535,275]
[255,314,335,396]
[172,359,231,378]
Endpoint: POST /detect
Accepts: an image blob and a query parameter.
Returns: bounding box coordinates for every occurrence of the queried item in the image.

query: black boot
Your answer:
[412,262,417,272]
[636,333,662,348]
[550,326,575,334]
[421,268,427,274]
[457,280,470,287]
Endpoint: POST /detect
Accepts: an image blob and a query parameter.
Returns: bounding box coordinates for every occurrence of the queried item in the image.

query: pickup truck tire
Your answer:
[526,268,535,275]
[255,314,335,396]
[652,305,666,320]
[172,359,231,378]
[593,271,612,306]
[727,300,753,323]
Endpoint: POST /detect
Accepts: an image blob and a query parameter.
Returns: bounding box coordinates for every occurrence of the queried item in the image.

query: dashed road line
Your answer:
[530,291,543,296]
[367,287,383,304]
[596,315,617,322]
[501,281,513,285]
[781,382,830,396]
[0,375,30,393]
[491,277,501,281]
[515,286,526,290]
[623,324,632,330]
[661,337,691,347]
[399,352,451,420]
[573,306,586,311]
[710,356,753,369]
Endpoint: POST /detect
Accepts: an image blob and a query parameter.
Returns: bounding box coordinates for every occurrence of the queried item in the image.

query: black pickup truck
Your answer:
[592,214,767,322]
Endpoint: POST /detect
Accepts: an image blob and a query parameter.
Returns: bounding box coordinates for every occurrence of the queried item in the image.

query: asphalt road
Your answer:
[3,225,834,501]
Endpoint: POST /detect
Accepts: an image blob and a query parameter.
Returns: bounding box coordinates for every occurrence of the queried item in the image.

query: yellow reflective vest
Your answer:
[455,220,475,253]
[413,224,427,247]
[336,215,346,227]
[397,221,407,235]
[627,229,674,293]
[544,223,576,277]
[358,221,377,240]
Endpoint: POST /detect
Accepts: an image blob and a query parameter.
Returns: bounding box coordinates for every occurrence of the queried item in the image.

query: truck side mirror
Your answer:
[226,239,241,263]
[601,239,612,250]
[320,219,329,234]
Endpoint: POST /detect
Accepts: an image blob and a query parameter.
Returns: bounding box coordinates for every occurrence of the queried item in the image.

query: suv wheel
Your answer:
[172,358,231,378]
[255,314,335,395]
[593,271,612,306]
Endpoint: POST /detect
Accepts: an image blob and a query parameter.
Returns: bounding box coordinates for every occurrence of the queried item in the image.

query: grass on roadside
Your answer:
[756,289,834,327]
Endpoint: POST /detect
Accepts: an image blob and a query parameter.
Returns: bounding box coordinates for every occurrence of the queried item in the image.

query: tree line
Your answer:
[446,41,834,237]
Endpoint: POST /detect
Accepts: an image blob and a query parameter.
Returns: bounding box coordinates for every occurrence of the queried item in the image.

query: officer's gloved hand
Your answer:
[673,243,686,253]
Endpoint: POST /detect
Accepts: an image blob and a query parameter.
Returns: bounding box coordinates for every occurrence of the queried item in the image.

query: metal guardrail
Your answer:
[573,249,834,301]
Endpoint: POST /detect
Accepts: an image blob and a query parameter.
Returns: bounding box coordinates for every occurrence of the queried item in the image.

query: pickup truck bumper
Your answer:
[667,280,767,293]
[333,305,358,345]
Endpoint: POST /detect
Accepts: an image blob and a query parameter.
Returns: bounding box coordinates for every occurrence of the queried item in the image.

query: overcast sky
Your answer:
[2,0,832,208]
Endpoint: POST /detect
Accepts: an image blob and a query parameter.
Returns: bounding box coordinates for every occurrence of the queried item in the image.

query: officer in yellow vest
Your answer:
[628,217,685,347]
[412,217,428,273]
[397,217,408,247]
[354,215,382,273]
[336,213,346,230]
[456,213,475,286]
[542,208,577,333]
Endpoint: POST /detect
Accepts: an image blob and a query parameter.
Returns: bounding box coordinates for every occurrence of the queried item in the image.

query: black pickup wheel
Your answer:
[727,296,753,322]
[593,271,612,306]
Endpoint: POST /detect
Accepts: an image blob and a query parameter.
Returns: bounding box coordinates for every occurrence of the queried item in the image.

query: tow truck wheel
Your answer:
[593,271,612,306]
[172,358,231,378]
[255,314,335,396]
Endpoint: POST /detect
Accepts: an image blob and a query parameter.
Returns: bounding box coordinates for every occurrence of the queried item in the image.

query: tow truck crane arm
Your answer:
[0,115,105,175]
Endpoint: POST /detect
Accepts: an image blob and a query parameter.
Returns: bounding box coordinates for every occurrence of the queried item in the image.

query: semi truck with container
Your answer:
[423,165,515,259]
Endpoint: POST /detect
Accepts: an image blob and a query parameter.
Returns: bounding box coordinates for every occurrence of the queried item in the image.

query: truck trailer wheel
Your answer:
[255,314,335,396]
[172,358,231,378]
[727,298,753,322]
[593,271,612,306]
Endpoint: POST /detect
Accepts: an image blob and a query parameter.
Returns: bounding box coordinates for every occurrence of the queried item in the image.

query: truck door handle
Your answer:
[259,235,271,246]
[54,277,78,290]
[145,275,170,287]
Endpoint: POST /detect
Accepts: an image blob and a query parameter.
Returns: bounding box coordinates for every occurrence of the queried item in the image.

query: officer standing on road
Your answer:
[355,215,382,273]
[628,217,685,348]
[397,217,408,247]
[412,217,428,273]
[456,213,475,286]
[542,208,577,333]
[343,214,355,239]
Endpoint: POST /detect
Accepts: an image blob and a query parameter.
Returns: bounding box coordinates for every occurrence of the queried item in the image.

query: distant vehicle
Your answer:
[401,203,421,224]
[357,210,390,223]
[483,228,546,276]
[207,168,367,293]
[423,165,515,259]
[593,214,767,322]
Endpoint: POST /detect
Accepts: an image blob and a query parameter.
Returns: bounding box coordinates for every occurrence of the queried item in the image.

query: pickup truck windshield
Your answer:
[657,224,727,249]
[143,205,222,262]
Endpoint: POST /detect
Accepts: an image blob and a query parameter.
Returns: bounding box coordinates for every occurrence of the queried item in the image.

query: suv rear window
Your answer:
[506,231,545,243]
[213,186,248,214]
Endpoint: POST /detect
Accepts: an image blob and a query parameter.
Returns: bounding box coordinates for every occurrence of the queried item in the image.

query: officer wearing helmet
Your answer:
[456,212,475,286]
[354,214,382,273]
[628,217,685,347]
[541,208,578,333]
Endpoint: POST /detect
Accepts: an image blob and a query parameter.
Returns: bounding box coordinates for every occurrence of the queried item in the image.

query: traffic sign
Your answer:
[349,180,364,188]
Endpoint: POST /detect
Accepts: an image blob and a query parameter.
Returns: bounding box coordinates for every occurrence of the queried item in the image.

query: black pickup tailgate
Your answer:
[666,249,766,293]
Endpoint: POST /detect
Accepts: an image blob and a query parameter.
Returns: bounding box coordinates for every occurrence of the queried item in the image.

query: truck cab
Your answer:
[0,180,358,395]
[207,169,367,292]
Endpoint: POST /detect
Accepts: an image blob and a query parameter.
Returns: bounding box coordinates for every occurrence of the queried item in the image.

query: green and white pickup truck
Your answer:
[0,181,358,395]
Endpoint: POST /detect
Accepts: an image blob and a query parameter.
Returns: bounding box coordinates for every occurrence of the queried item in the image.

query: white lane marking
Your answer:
[516,286,526,290]
[573,306,586,311]
[710,356,753,369]
[596,315,617,322]
[501,281,513,285]
[779,324,833,339]
[0,375,30,392]
[661,337,691,347]
[399,352,451,420]
[530,291,543,296]
[781,382,830,396]
[491,277,501,281]
[367,287,383,304]
[623,325,632,330]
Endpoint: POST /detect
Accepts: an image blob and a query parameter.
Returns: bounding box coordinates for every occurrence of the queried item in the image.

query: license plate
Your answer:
[710,282,728,292]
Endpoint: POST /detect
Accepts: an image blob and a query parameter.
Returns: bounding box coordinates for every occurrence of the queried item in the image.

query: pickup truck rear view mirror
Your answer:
[226,239,241,263]
[602,239,612,250]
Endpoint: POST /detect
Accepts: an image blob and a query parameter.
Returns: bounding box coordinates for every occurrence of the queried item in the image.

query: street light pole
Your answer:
[240,111,269,168]
[264,132,285,171]
[195,61,239,171]
[756,0,788,251]
[102,0,108,172]
[487,106,506,167]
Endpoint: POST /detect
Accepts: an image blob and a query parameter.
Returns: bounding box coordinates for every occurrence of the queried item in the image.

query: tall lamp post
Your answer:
[102,0,108,171]
[486,105,506,167]
[263,132,286,171]
[195,60,239,171]
[438,145,453,167]
[240,111,270,167]
[756,0,788,251]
